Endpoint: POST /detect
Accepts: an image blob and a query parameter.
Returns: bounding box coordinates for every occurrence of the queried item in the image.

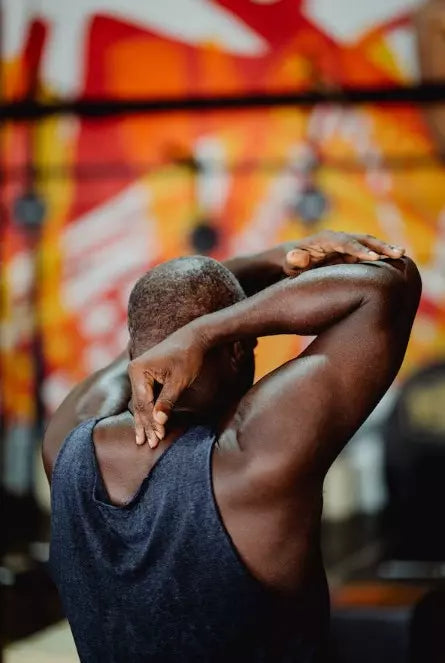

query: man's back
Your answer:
[50,416,329,663]
[45,235,421,662]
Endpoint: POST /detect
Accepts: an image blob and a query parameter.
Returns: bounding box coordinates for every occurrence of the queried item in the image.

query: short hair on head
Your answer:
[128,256,246,357]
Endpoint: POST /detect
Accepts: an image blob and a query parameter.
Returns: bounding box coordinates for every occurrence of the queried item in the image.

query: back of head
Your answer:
[128,256,254,420]
[128,255,245,356]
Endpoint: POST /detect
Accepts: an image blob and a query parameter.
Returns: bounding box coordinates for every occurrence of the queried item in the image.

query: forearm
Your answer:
[223,243,293,296]
[199,259,413,346]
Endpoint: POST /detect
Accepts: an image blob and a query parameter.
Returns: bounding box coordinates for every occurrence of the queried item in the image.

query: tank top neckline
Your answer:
[87,417,215,512]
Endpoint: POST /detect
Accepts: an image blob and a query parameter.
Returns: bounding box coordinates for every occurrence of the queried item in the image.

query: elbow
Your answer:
[369,256,422,314]
[388,256,421,307]
[403,256,422,304]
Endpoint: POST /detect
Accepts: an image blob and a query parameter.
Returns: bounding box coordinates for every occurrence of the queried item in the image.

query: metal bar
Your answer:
[2,81,445,121]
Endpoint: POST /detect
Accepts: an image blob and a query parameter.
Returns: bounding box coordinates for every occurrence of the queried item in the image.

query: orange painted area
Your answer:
[107,38,189,98]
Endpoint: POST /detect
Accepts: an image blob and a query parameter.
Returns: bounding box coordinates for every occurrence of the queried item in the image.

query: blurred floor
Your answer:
[4,621,78,663]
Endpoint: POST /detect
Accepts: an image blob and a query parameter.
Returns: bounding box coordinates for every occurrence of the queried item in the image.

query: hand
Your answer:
[128,324,208,448]
[283,231,405,276]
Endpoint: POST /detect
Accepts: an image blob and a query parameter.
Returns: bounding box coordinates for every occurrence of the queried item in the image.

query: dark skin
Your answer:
[43,231,420,593]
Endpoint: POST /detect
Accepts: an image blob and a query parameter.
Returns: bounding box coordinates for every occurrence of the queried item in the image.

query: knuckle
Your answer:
[135,399,153,413]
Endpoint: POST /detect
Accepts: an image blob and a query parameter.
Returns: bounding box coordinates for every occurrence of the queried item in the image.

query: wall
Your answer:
[1,0,444,510]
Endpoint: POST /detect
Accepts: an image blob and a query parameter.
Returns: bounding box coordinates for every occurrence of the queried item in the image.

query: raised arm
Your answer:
[129,257,421,483]
[208,257,421,479]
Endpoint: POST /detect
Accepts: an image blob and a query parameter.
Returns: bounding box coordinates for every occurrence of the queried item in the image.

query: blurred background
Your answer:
[1,1,445,661]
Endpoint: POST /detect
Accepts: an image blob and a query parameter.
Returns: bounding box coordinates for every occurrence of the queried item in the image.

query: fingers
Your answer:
[285,232,406,273]
[128,361,155,447]
[315,230,405,262]
[357,234,405,259]
[333,237,381,261]
[153,382,183,430]
[285,248,312,269]
[139,380,184,450]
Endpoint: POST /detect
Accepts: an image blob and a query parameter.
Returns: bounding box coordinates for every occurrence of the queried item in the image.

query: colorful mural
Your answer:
[2,0,445,428]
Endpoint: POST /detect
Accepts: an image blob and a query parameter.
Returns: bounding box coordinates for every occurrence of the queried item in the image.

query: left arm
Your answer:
[42,351,130,481]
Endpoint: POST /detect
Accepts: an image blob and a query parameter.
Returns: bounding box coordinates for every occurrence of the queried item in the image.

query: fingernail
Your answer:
[136,433,143,445]
[155,411,168,425]
[148,437,157,449]
[368,251,379,259]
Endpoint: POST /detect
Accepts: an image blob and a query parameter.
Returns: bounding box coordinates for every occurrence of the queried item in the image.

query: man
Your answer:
[43,231,421,662]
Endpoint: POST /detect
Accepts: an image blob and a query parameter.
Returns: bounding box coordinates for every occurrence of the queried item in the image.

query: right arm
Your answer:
[129,257,421,481]
[207,258,420,479]
[210,257,420,480]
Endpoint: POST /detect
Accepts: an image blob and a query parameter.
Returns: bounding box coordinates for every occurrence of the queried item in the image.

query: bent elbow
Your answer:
[403,256,422,295]
[391,256,422,308]
[371,256,422,316]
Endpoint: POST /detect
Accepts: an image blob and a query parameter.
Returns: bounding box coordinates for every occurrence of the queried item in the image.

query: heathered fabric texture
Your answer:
[50,418,328,662]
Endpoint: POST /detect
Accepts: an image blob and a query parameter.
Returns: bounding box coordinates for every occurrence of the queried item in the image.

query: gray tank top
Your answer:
[50,418,329,662]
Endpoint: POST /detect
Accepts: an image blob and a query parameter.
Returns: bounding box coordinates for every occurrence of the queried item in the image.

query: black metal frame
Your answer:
[2,81,445,121]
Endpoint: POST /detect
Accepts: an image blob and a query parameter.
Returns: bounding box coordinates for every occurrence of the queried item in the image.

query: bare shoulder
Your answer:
[215,353,333,485]
[42,380,92,481]
[42,352,130,482]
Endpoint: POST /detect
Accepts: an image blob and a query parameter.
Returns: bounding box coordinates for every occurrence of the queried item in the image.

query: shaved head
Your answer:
[128,256,246,357]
